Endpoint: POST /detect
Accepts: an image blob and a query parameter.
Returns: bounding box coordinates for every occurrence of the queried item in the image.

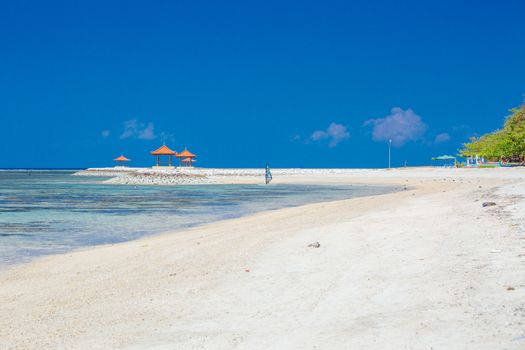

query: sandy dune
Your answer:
[1,168,525,349]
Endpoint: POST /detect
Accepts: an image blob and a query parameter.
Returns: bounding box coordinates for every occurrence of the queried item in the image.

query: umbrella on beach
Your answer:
[432,155,456,167]
[432,155,456,161]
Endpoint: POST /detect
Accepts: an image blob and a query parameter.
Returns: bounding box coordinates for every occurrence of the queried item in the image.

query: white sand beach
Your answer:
[1,168,525,349]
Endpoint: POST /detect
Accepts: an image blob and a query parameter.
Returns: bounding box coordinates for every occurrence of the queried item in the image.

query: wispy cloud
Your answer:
[365,107,427,147]
[120,119,157,140]
[311,122,350,147]
[120,119,139,139]
[138,122,155,140]
[434,132,451,144]
[159,131,176,143]
[101,130,110,138]
[291,134,301,141]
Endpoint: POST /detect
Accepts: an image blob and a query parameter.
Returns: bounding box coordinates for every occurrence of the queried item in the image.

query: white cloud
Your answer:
[311,130,327,141]
[365,107,427,147]
[138,122,156,140]
[434,132,451,144]
[101,130,110,138]
[120,119,138,139]
[311,122,350,147]
[120,119,157,140]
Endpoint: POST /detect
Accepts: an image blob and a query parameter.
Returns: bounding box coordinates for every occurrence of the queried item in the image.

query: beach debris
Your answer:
[245,269,250,272]
[507,286,515,291]
[482,202,497,207]
[169,273,177,277]
[308,242,321,248]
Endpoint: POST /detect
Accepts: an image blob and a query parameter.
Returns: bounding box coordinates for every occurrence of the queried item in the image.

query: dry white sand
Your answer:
[1,168,525,349]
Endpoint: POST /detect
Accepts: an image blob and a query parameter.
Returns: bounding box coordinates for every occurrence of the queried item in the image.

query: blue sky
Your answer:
[1,0,524,168]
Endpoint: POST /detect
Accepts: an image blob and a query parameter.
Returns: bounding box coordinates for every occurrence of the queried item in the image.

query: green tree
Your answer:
[460,102,525,161]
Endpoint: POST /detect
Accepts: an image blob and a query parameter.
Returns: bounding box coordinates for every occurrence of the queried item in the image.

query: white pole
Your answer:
[388,139,392,169]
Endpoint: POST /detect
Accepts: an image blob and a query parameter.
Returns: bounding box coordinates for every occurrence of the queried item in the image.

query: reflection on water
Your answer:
[0,170,395,266]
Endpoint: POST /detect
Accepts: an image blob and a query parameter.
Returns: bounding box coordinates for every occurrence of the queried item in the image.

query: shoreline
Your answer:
[0,180,398,271]
[73,167,412,185]
[1,168,525,349]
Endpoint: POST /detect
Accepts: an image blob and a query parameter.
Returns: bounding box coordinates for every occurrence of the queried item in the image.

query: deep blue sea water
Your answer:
[0,170,395,267]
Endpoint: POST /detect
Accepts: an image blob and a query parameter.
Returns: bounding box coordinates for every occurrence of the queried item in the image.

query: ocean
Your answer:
[0,170,395,267]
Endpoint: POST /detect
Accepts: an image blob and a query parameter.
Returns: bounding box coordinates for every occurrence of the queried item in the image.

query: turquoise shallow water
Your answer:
[0,170,396,267]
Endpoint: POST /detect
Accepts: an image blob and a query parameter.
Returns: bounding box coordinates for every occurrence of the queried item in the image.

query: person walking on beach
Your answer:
[265,163,272,184]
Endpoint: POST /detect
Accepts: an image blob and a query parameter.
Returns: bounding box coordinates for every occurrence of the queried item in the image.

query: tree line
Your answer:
[460,102,525,162]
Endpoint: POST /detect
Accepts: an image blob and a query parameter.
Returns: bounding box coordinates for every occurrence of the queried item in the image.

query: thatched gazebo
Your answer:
[114,155,131,167]
[176,148,196,167]
[151,144,177,167]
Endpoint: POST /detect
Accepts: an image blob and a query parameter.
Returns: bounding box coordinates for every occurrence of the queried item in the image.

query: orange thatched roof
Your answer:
[114,155,130,162]
[177,148,196,158]
[151,145,176,155]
